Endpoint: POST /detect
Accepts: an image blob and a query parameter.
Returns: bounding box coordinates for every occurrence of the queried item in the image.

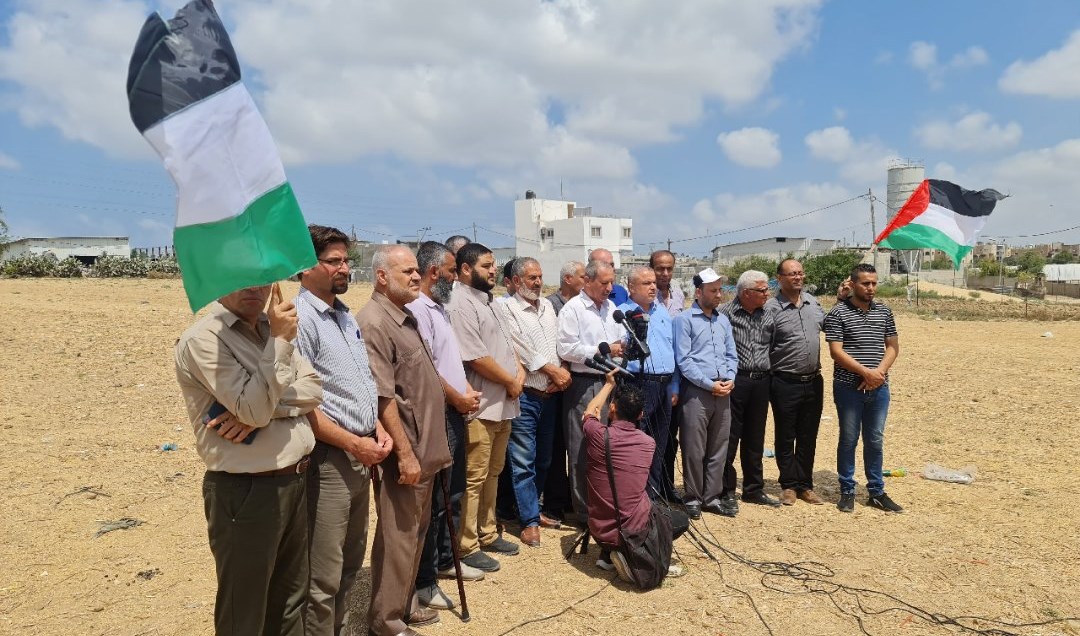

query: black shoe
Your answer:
[837,493,855,513]
[702,500,737,518]
[461,551,501,572]
[720,491,740,511]
[741,492,781,508]
[685,503,701,519]
[481,535,520,555]
[867,493,905,513]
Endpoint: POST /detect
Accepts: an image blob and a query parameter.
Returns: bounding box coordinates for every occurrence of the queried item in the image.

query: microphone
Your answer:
[595,345,633,377]
[584,357,616,375]
[613,309,651,358]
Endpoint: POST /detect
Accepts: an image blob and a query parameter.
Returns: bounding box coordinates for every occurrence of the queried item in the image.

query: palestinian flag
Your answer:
[875,179,1006,269]
[126,0,315,312]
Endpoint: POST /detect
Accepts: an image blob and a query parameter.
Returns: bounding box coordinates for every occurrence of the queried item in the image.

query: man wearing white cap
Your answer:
[672,268,738,519]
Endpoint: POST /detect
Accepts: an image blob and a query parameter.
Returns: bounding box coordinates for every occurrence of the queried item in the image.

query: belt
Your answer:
[737,370,771,380]
[774,371,821,383]
[245,455,311,477]
[523,386,552,399]
[642,373,673,384]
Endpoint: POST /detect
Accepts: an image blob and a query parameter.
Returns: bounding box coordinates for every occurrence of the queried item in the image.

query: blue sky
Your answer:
[2,0,1079,257]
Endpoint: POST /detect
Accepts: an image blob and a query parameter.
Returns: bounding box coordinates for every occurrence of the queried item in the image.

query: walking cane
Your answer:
[439,471,470,622]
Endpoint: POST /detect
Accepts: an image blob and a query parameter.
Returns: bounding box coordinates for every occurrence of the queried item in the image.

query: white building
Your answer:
[513,191,633,280]
[710,237,839,266]
[1,236,130,264]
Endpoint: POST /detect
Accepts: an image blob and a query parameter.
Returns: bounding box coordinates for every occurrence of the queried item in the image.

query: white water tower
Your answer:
[885,160,925,274]
[886,160,925,222]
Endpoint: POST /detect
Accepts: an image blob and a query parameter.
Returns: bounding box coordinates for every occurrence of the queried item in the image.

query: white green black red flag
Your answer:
[126,0,315,312]
[874,179,1006,269]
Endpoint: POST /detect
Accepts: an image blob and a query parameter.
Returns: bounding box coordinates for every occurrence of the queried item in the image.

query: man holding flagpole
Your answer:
[174,282,321,635]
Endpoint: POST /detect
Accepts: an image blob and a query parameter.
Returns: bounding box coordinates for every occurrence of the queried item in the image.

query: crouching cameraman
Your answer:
[583,369,688,588]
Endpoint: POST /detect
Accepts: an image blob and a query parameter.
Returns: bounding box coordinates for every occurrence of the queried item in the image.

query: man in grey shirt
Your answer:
[294,225,392,635]
[765,259,826,506]
[719,270,779,514]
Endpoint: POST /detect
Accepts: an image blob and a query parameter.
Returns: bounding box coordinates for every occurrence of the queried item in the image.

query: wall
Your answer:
[2,237,130,262]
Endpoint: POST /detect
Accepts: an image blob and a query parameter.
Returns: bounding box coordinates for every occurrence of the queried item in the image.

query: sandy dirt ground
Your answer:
[1,278,1078,636]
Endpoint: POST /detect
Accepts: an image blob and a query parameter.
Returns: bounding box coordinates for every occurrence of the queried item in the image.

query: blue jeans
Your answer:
[834,382,890,497]
[497,391,557,527]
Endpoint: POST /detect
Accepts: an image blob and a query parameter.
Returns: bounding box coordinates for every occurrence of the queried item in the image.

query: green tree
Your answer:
[802,250,864,295]
[1051,250,1077,264]
[722,255,779,282]
[1013,249,1046,275]
[928,253,954,270]
[975,258,1004,277]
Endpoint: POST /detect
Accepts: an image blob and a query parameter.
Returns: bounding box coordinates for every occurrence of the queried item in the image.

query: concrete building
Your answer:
[710,237,839,266]
[1,236,130,264]
[513,191,633,281]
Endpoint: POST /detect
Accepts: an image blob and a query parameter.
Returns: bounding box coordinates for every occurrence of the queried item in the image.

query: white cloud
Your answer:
[0,0,151,158]
[804,126,899,183]
[0,151,19,170]
[715,127,782,168]
[915,112,1022,151]
[908,41,988,88]
[683,182,863,252]
[805,126,855,162]
[0,0,823,190]
[999,30,1080,98]
[909,41,937,70]
[949,46,989,69]
[833,107,847,122]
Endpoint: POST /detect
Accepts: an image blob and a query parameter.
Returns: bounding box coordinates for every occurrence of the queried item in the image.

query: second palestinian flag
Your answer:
[126,0,316,312]
[875,179,1006,268]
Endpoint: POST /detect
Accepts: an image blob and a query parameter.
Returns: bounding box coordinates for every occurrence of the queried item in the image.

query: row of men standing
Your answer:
[174,222,900,636]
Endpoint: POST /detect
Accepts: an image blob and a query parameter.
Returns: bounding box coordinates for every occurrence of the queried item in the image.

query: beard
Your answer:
[331,276,349,296]
[470,270,494,293]
[431,276,454,305]
[518,285,540,302]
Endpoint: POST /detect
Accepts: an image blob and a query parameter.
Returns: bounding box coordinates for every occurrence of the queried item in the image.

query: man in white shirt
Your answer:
[556,260,625,524]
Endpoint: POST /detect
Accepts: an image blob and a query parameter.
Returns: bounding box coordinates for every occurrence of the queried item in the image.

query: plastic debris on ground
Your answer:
[922,463,976,484]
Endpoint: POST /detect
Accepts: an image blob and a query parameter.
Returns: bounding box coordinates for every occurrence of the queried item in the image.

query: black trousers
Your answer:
[770,374,824,492]
[723,373,771,497]
[639,378,673,501]
[416,407,466,588]
[541,394,572,518]
[662,403,681,501]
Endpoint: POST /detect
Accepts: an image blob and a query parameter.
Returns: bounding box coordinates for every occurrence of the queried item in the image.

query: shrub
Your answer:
[54,257,85,278]
[90,255,149,278]
[147,257,181,276]
[1,253,58,277]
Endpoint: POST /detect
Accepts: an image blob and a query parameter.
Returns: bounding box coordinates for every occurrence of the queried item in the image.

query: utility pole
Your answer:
[472,222,477,242]
[667,237,672,252]
[868,188,876,249]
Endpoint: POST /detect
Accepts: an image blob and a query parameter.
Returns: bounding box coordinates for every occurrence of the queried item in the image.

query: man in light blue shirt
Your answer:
[673,268,738,520]
[617,265,679,501]
[294,225,393,636]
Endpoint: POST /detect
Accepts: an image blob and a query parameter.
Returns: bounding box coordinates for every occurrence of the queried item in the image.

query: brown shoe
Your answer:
[797,489,825,505]
[405,605,439,627]
[539,512,562,529]
[520,525,541,547]
[780,488,797,506]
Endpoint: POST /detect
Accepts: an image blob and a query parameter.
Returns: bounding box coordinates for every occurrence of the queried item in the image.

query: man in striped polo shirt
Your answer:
[719,270,780,514]
[294,225,393,635]
[824,263,902,513]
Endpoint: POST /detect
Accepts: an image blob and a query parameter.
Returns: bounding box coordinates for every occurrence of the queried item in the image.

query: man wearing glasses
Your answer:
[294,225,394,635]
[765,259,827,507]
[718,270,779,515]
